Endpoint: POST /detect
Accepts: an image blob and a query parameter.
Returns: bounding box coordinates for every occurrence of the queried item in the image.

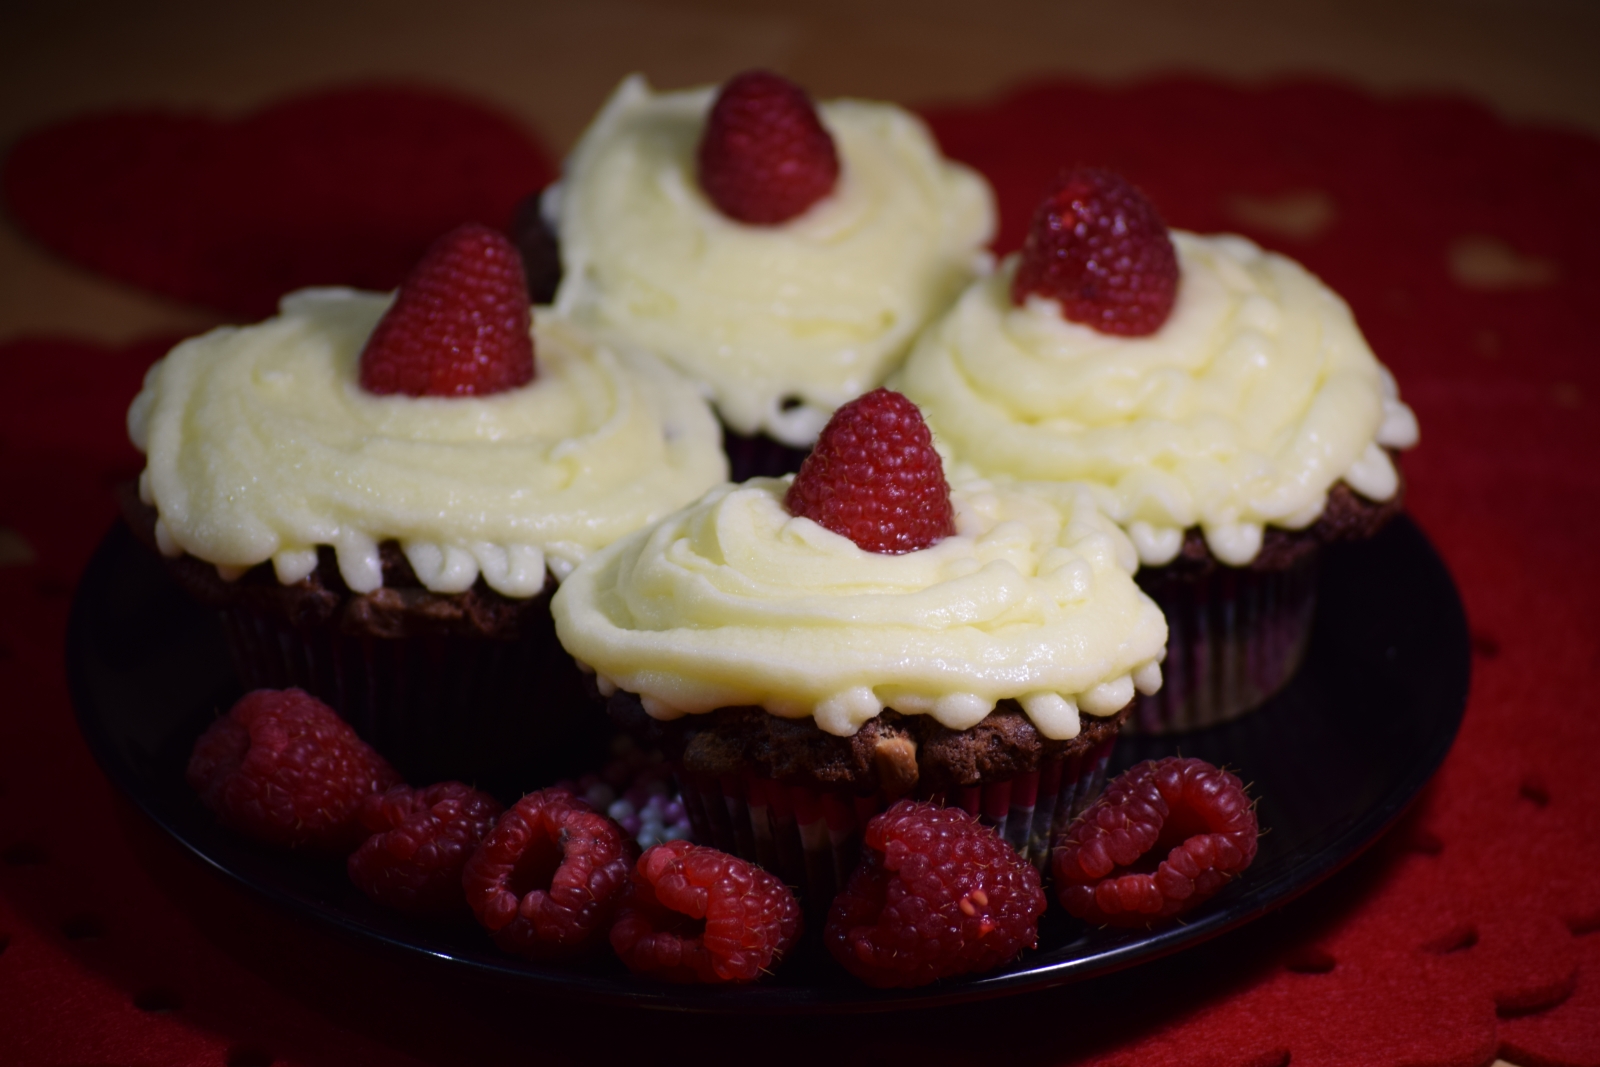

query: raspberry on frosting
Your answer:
[825,801,1046,987]
[785,388,955,554]
[186,688,401,852]
[1011,168,1179,336]
[1054,757,1258,927]
[697,70,840,225]
[359,222,534,396]
[610,840,802,984]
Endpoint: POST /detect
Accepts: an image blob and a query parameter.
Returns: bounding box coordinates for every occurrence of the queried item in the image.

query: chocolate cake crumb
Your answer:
[657,697,1129,794]
[914,706,1046,790]
[871,735,920,798]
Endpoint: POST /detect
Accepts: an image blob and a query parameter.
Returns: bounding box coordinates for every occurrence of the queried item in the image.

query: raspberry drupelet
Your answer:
[785,388,955,554]
[1054,757,1258,927]
[1011,167,1179,337]
[359,222,534,397]
[460,788,636,959]
[348,782,503,918]
[697,70,840,226]
[187,688,401,852]
[825,801,1046,988]
[610,841,802,984]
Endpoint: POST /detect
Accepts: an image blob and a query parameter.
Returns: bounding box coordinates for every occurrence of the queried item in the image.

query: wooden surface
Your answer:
[1,0,1597,345]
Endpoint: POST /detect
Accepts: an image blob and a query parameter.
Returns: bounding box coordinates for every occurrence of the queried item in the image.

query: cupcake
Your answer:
[894,170,1419,733]
[126,225,728,791]
[551,390,1167,902]
[548,71,996,479]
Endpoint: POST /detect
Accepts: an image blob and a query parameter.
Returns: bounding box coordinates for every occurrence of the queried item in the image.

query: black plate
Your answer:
[66,516,1468,1013]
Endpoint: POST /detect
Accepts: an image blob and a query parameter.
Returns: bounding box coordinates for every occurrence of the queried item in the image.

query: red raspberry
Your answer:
[461,789,636,959]
[697,70,840,225]
[347,782,503,918]
[359,222,534,396]
[785,388,954,554]
[825,801,1045,988]
[1054,757,1259,927]
[1011,168,1178,336]
[610,841,802,984]
[187,688,401,852]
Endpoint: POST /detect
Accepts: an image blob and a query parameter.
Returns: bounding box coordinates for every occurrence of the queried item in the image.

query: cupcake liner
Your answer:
[721,426,810,482]
[927,735,1117,869]
[216,604,601,797]
[1129,550,1319,734]
[675,737,1117,907]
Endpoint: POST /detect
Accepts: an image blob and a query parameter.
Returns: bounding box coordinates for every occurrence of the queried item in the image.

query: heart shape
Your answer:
[3,85,553,319]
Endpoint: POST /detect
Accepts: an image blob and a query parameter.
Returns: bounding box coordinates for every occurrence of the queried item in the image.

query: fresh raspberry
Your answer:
[825,801,1045,988]
[347,782,503,918]
[187,688,401,852]
[1011,168,1179,336]
[359,222,534,396]
[461,788,636,959]
[785,388,954,554]
[1054,757,1258,927]
[610,841,802,984]
[697,70,840,225]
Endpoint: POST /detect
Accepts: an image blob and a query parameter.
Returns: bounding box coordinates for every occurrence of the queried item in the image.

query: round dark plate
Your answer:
[66,515,1468,1014]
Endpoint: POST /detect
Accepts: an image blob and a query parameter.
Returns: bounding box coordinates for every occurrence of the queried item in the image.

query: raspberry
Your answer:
[697,70,840,225]
[610,841,802,984]
[187,688,401,852]
[1011,168,1179,336]
[785,389,954,554]
[347,782,503,918]
[460,789,636,959]
[1054,757,1258,927]
[359,222,534,396]
[825,801,1045,988]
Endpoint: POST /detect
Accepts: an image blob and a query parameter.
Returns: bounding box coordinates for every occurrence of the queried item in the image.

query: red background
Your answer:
[1,77,1598,1066]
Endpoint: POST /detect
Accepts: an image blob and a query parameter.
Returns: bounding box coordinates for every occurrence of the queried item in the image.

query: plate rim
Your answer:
[66,515,1469,1014]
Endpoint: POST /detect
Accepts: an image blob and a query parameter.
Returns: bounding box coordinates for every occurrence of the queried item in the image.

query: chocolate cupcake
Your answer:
[608,696,1127,904]
[552,392,1167,903]
[895,170,1419,733]
[126,230,727,791]
[547,72,995,480]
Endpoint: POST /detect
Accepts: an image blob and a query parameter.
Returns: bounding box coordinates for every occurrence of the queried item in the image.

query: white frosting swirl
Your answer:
[128,289,728,595]
[893,233,1420,566]
[552,75,996,446]
[551,478,1167,740]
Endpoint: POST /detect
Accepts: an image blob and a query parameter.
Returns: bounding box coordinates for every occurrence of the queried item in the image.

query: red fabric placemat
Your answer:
[2,85,553,320]
[1,76,1598,1066]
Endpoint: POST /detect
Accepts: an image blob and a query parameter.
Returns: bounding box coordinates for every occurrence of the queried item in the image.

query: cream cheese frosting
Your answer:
[551,478,1167,740]
[128,289,728,596]
[892,233,1420,567]
[551,74,996,446]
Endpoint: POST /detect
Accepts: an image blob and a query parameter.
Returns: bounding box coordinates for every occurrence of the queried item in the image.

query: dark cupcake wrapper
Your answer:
[928,736,1117,868]
[720,425,811,482]
[1128,549,1319,735]
[218,604,600,798]
[675,735,1117,907]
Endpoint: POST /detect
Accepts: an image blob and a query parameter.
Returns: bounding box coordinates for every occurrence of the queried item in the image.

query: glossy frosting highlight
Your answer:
[551,75,996,446]
[894,233,1419,566]
[552,478,1167,739]
[129,289,728,595]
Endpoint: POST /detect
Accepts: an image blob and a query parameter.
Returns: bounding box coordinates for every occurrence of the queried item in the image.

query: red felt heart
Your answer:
[2,84,553,319]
